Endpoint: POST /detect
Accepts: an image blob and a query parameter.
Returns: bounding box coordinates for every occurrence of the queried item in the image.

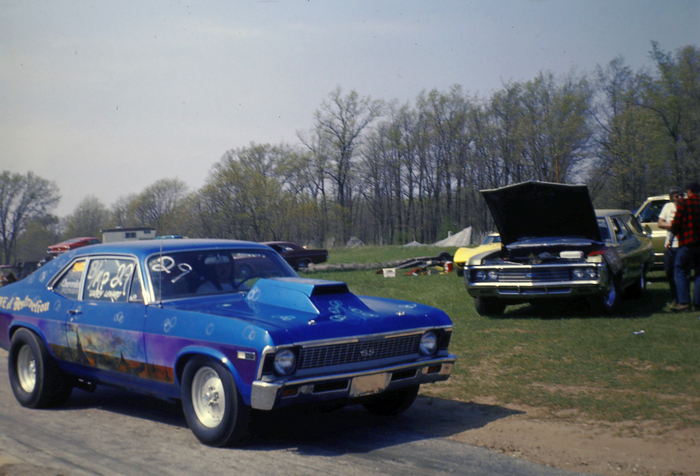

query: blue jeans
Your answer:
[674,245,700,306]
[665,247,678,302]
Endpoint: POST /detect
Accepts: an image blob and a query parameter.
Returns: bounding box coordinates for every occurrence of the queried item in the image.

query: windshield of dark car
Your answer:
[147,249,296,300]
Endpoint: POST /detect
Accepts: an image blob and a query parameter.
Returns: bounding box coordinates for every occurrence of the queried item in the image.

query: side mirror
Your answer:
[643,225,652,237]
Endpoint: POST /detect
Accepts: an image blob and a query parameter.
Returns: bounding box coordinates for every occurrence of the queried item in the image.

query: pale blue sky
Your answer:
[1,0,699,216]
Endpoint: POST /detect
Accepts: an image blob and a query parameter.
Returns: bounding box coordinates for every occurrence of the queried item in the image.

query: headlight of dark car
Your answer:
[273,349,297,376]
[572,268,598,280]
[419,331,438,356]
[472,270,498,281]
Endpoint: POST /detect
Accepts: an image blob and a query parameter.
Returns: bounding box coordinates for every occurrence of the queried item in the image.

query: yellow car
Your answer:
[634,194,671,268]
[453,233,501,276]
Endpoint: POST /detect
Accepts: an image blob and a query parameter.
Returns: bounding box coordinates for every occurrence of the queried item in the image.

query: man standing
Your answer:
[670,182,700,311]
[658,188,683,306]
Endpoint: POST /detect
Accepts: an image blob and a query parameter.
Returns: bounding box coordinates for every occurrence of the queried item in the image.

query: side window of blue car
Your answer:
[53,259,87,299]
[83,258,136,303]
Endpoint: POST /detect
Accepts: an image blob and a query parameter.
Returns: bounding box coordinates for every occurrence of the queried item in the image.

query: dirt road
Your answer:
[0,349,581,476]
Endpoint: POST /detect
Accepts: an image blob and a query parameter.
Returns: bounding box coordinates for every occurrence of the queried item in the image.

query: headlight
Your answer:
[419,331,438,356]
[487,270,499,281]
[572,268,598,280]
[273,349,296,376]
[475,270,486,281]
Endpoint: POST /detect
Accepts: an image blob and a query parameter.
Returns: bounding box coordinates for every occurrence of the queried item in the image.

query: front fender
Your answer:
[174,345,251,403]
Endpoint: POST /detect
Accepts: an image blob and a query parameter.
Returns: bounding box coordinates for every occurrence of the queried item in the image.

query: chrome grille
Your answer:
[497,268,571,282]
[298,334,421,370]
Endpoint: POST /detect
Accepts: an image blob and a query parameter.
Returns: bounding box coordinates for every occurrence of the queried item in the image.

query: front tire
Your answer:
[181,357,250,447]
[362,385,419,416]
[8,328,73,408]
[590,277,620,313]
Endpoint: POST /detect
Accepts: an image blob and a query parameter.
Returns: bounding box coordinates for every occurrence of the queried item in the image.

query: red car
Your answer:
[262,241,328,270]
[47,237,101,255]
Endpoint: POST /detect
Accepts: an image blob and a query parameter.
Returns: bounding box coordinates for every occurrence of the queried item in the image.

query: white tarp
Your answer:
[433,226,472,247]
[402,240,425,247]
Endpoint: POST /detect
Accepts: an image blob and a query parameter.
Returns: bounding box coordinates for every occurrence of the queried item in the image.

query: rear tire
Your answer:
[626,264,647,298]
[181,357,250,447]
[8,328,73,408]
[474,297,506,316]
[362,385,419,416]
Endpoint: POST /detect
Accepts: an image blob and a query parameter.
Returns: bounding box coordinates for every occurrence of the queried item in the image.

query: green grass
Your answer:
[304,246,700,430]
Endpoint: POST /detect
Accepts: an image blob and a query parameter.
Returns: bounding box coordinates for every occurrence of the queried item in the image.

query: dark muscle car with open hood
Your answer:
[464,182,653,315]
[0,239,455,447]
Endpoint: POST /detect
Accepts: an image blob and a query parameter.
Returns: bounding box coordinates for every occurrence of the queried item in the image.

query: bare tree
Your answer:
[0,171,60,264]
[313,88,383,242]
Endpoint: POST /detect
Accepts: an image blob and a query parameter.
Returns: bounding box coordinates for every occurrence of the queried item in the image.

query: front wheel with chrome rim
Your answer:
[181,357,250,447]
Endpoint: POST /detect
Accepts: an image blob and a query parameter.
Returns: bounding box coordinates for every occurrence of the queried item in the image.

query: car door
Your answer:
[610,215,644,286]
[47,258,88,360]
[65,256,148,380]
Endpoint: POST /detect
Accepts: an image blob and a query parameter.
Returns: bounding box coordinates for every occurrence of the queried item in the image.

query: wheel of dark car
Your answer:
[474,297,506,316]
[8,328,73,408]
[296,259,311,270]
[362,385,419,416]
[626,264,647,298]
[181,356,250,447]
[590,277,620,313]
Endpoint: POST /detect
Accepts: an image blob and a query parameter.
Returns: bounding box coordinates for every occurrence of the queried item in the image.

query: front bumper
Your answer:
[250,355,456,411]
[467,281,606,300]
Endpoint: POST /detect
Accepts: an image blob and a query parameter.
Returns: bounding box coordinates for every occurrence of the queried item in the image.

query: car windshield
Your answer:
[636,199,669,223]
[483,235,501,245]
[147,249,296,300]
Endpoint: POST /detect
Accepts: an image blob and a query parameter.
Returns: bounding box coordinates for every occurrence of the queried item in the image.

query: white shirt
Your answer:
[659,201,677,248]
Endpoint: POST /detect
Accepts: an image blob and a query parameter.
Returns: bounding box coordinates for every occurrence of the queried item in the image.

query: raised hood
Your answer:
[481,181,601,246]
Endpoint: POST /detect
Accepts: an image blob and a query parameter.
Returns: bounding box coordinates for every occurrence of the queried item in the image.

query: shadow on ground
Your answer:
[58,386,519,454]
[492,286,671,320]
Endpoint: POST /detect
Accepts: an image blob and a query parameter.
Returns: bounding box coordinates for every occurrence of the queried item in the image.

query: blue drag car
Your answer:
[0,239,455,446]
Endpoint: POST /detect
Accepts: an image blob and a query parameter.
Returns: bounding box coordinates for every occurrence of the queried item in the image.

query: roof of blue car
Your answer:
[71,239,270,259]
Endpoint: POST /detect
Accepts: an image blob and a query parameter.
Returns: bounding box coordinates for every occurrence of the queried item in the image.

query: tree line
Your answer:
[2,43,698,265]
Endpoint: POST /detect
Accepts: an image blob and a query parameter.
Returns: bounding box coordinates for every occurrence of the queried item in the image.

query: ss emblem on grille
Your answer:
[359,346,376,358]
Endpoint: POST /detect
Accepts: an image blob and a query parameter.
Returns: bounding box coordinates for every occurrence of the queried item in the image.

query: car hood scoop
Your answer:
[163,277,450,343]
[245,277,352,315]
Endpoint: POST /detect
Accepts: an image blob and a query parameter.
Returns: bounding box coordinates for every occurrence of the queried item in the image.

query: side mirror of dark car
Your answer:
[643,225,652,236]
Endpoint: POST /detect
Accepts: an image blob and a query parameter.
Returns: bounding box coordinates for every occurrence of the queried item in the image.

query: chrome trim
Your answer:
[291,325,453,348]
[468,262,600,270]
[250,355,456,410]
[253,326,454,380]
[469,279,601,287]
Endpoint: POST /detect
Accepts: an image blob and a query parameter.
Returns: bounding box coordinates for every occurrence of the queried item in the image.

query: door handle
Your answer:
[68,309,82,316]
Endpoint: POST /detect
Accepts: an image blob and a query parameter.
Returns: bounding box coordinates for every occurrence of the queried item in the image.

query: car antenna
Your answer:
[157,237,163,307]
